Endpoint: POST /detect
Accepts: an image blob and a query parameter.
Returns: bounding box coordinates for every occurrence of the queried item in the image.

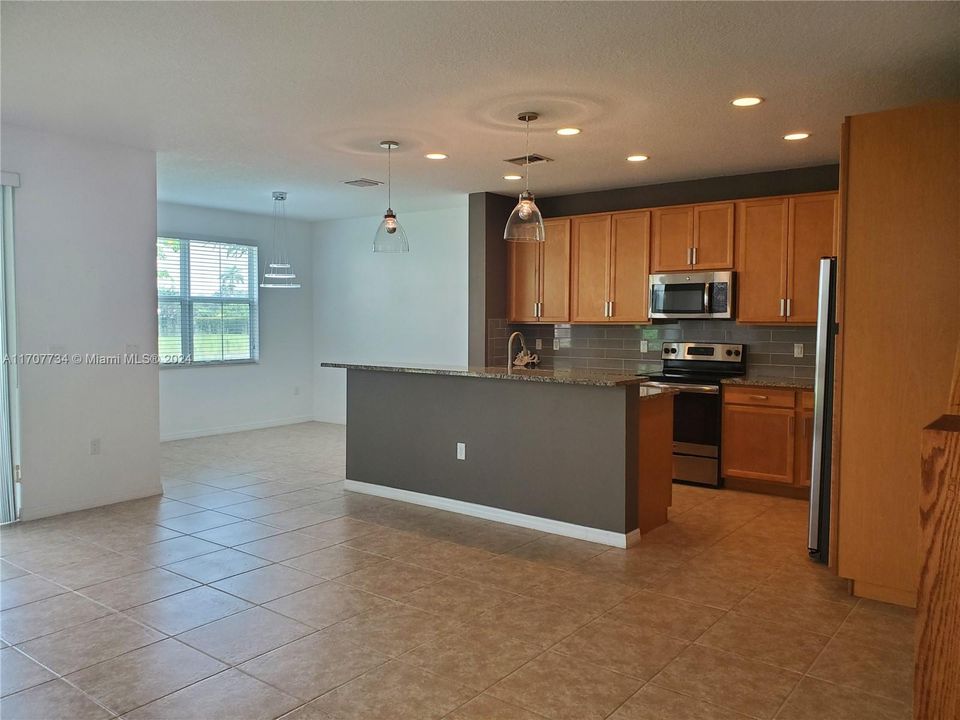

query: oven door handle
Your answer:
[641,381,719,395]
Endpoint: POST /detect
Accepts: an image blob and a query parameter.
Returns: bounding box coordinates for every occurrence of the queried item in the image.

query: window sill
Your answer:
[160,359,259,370]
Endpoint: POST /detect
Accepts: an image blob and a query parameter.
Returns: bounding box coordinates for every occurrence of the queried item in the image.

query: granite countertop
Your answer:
[722,376,814,390]
[321,362,674,393]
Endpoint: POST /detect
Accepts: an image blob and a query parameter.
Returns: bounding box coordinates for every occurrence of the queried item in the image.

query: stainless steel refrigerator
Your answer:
[808,257,837,563]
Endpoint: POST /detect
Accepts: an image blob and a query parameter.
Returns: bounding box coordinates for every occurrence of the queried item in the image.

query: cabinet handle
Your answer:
[533,302,538,318]
[786,298,792,317]
[749,395,769,400]
[779,298,785,317]
[608,300,614,318]
[537,302,542,318]
[687,247,692,265]
[692,247,698,265]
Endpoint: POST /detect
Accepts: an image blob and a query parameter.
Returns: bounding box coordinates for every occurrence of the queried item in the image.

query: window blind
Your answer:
[157,237,259,365]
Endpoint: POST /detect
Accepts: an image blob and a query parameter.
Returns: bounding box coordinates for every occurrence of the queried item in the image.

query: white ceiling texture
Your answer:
[2,1,957,220]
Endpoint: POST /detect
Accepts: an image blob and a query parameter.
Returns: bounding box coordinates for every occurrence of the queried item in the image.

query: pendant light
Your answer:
[504,112,545,243]
[260,191,301,289]
[373,140,409,253]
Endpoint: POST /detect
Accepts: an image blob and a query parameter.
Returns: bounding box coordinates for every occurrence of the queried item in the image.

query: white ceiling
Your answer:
[2,1,957,221]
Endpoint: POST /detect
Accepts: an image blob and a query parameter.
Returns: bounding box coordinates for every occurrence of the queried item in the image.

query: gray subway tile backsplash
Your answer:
[505,319,817,379]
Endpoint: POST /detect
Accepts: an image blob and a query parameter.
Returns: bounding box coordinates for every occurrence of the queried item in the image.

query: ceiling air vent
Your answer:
[504,153,553,166]
[343,178,383,188]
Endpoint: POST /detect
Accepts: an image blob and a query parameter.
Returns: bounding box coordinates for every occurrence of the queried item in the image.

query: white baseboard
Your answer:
[344,479,641,549]
[160,415,317,442]
[20,485,163,522]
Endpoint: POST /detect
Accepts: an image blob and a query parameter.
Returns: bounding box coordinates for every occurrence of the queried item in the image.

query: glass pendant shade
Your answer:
[373,209,410,253]
[504,190,545,242]
[373,141,409,253]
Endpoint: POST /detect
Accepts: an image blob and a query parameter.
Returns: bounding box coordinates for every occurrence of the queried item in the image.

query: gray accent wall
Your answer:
[345,369,638,533]
[468,193,515,366]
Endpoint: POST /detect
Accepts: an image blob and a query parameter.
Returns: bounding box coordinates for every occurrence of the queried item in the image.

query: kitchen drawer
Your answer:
[724,386,796,408]
[800,390,814,410]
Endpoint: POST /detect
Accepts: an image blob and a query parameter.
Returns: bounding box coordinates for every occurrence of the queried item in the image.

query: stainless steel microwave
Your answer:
[649,271,734,319]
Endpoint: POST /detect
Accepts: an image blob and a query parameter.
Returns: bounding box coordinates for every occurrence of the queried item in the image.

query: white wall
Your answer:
[1,124,161,520]
[313,204,469,423]
[157,202,314,440]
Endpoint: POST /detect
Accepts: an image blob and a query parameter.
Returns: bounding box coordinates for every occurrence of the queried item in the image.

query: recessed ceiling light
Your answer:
[556,127,581,136]
[783,132,810,141]
[503,174,522,181]
[424,153,448,160]
[731,97,764,107]
[626,155,649,162]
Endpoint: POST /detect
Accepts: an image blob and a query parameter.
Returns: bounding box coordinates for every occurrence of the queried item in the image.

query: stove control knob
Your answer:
[734,349,741,356]
[725,349,733,357]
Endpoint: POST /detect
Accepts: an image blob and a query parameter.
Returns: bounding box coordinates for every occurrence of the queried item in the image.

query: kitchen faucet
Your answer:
[506,331,528,371]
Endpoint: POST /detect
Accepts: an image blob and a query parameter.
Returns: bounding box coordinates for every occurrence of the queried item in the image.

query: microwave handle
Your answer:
[703,283,711,313]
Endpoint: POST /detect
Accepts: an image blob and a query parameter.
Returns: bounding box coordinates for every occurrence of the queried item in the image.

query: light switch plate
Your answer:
[553,339,560,351]
[640,340,649,353]
[794,343,804,358]
[456,442,466,460]
[535,338,542,350]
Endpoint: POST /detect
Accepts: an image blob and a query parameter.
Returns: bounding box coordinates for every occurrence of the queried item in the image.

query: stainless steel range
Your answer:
[641,342,746,487]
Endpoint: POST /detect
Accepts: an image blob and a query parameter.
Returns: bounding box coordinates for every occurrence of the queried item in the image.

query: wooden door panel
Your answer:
[796,408,814,488]
[787,193,838,323]
[736,198,789,324]
[571,215,611,323]
[721,404,795,484]
[693,203,735,269]
[651,206,693,272]
[610,211,651,323]
[507,242,539,322]
[539,218,571,322]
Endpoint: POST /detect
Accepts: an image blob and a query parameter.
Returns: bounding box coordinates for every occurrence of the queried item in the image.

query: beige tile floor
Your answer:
[0,422,915,719]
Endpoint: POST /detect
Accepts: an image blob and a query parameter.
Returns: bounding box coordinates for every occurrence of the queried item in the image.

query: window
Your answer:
[157,236,259,365]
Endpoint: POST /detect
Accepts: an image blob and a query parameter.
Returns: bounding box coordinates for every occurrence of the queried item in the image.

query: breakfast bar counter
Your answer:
[322,363,676,547]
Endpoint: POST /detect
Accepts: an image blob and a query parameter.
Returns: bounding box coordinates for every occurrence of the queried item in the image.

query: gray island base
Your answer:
[323,364,676,547]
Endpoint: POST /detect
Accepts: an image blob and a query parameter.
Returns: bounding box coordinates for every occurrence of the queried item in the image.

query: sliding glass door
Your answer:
[0,183,19,523]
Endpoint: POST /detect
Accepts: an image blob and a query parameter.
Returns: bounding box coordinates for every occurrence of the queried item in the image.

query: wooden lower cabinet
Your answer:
[721,386,814,496]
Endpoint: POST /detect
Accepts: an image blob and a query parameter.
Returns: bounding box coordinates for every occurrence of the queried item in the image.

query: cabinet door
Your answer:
[507,241,540,323]
[786,193,837,323]
[736,198,789,323]
[651,206,694,272]
[721,404,795,484]
[609,211,651,323]
[693,203,735,269]
[796,407,814,488]
[539,218,571,322]
[571,215,612,323]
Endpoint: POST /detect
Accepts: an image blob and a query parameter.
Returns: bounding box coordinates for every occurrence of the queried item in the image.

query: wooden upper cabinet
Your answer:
[651,206,694,272]
[506,218,570,323]
[571,215,612,323]
[786,193,837,323]
[539,218,571,322]
[609,211,651,322]
[651,202,734,272]
[736,198,789,323]
[693,203,735,269]
[507,241,539,323]
[736,192,838,324]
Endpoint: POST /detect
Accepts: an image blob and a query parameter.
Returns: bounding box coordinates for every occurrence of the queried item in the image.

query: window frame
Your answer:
[156,233,260,369]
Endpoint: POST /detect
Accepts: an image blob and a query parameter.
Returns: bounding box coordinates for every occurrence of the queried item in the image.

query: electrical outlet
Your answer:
[535,338,542,350]
[553,338,560,351]
[456,442,466,460]
[90,438,101,456]
[794,343,804,358]
[640,340,649,353]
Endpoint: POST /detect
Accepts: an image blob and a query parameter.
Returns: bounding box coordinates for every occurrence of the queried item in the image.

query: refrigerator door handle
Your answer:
[808,258,834,555]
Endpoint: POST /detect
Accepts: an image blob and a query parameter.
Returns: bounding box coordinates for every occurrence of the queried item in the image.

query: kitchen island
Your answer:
[322,363,676,547]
